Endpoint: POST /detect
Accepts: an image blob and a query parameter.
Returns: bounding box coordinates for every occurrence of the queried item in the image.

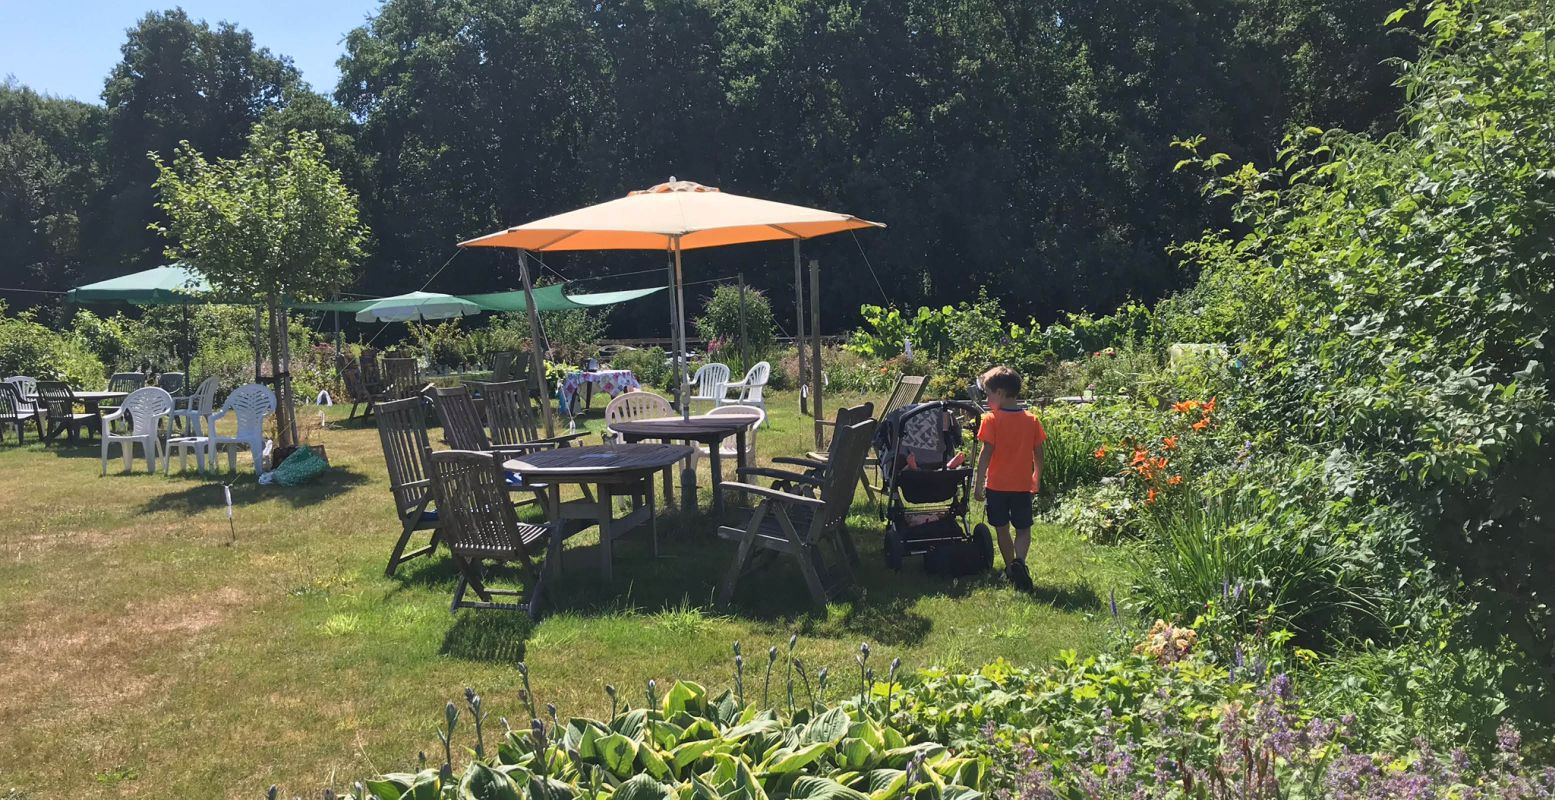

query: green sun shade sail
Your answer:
[66,264,211,305]
[462,285,665,313]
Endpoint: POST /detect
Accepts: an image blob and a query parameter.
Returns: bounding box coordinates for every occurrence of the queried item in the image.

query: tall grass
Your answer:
[1136,483,1378,649]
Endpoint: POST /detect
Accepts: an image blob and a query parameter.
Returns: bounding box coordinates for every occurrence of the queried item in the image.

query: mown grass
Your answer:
[0,389,1131,798]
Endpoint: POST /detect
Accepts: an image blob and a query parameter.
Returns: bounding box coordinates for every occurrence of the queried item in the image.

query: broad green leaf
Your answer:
[881,744,945,770]
[866,769,907,800]
[638,741,672,780]
[801,707,851,745]
[596,732,640,778]
[670,739,720,772]
[759,741,832,775]
[662,680,707,716]
[613,773,676,800]
[460,762,523,800]
[790,776,870,800]
[614,709,649,739]
[835,738,877,771]
[941,786,982,800]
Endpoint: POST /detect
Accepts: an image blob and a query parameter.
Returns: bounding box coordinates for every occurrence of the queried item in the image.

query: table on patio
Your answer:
[557,369,639,415]
[609,410,762,516]
[504,443,693,583]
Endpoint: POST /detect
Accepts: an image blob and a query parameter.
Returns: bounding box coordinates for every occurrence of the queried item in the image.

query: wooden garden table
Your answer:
[69,390,127,416]
[608,411,762,515]
[504,443,693,583]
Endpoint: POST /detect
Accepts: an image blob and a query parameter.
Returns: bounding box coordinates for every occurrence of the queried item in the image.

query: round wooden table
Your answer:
[609,412,762,515]
[505,443,693,582]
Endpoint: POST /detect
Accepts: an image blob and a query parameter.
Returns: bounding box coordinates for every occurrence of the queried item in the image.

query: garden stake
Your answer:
[763,647,777,708]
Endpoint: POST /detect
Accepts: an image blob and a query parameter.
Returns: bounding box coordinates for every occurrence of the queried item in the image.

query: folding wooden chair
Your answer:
[717,418,877,607]
[490,351,518,383]
[341,363,389,420]
[483,380,588,449]
[428,449,558,616]
[811,375,925,502]
[377,397,443,576]
[432,386,563,511]
[384,357,430,402]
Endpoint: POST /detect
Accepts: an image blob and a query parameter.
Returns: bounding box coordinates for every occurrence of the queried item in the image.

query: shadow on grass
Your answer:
[441,611,535,662]
[134,466,373,513]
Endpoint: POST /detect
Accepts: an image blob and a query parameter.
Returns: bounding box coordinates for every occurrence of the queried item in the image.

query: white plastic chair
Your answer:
[100,387,173,475]
[171,376,220,435]
[210,384,276,473]
[603,391,675,441]
[5,376,39,416]
[688,363,731,410]
[718,361,770,420]
[694,404,765,472]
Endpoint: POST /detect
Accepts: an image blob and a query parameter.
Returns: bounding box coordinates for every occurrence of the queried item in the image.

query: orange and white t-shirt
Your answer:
[977,408,1046,493]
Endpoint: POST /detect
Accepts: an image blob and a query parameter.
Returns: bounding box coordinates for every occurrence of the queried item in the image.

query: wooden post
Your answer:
[673,237,689,421]
[519,251,556,436]
[794,240,807,416]
[809,258,823,449]
[738,272,748,370]
[253,307,264,383]
[333,310,343,373]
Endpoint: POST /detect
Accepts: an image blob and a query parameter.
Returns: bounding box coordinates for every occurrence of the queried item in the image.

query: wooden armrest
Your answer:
[490,442,557,455]
[720,481,825,508]
[816,419,838,428]
[537,431,590,445]
[772,456,826,469]
[737,467,824,487]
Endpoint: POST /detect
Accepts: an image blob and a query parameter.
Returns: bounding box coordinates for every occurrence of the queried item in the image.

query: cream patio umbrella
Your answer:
[460,178,884,422]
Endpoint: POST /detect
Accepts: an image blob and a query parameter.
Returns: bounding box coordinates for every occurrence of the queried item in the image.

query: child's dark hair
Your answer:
[981,365,1021,397]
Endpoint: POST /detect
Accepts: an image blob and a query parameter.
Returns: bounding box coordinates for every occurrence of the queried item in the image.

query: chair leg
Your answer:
[145,437,157,473]
[793,545,831,608]
[100,435,109,476]
[718,531,756,605]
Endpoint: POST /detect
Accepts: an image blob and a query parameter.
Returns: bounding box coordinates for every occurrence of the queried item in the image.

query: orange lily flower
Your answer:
[1192,417,1210,431]
[1172,400,1200,414]
[1167,475,1183,486]
[1162,436,1178,450]
[1146,488,1158,504]
[1131,449,1149,465]
[1204,397,1218,413]
[1094,446,1108,460]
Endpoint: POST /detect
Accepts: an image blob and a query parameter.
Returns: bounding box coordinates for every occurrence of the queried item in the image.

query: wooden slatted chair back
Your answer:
[360,348,384,388]
[433,386,492,451]
[342,364,374,403]
[834,402,875,429]
[376,397,436,518]
[108,372,146,394]
[220,384,277,441]
[491,351,518,383]
[118,387,174,437]
[428,449,531,558]
[605,391,674,426]
[156,372,185,395]
[483,380,542,446]
[0,382,19,419]
[384,357,421,400]
[819,418,878,525]
[881,375,927,420]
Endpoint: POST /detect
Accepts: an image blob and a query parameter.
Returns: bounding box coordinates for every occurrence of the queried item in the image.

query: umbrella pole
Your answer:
[810,258,823,450]
[674,236,690,421]
[794,241,807,416]
[181,300,192,380]
[519,251,556,436]
[253,307,264,383]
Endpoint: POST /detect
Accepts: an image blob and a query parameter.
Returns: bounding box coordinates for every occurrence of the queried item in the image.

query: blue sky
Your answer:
[0,1,382,103]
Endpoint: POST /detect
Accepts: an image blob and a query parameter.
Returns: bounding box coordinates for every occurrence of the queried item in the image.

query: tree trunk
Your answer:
[266,299,296,450]
[277,305,299,448]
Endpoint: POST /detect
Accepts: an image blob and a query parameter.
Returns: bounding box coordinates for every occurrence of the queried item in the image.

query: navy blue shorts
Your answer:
[984,490,1034,529]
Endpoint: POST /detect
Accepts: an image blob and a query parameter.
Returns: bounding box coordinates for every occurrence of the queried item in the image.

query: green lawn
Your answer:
[0,390,1130,798]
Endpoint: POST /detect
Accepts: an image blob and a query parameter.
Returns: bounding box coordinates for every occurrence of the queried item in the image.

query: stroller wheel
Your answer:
[884,531,905,570]
[972,523,995,571]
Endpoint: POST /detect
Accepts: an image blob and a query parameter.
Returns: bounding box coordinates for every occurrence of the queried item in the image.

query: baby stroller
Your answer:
[873,400,994,573]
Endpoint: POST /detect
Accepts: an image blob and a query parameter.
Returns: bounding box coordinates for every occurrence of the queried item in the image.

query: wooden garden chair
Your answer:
[384,356,430,402]
[809,374,925,502]
[341,363,389,420]
[35,381,97,444]
[491,351,518,383]
[483,380,588,449]
[101,372,148,430]
[717,418,877,608]
[432,386,557,510]
[427,449,559,616]
[376,397,443,576]
[360,348,385,393]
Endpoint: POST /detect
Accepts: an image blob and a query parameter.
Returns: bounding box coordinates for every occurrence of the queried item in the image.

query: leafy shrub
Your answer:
[406,319,468,371]
[543,307,609,365]
[696,284,776,368]
[0,301,104,384]
[610,346,673,393]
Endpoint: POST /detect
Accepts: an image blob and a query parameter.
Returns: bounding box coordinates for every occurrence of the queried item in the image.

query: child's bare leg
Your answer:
[995,524,1016,566]
[1012,528,1031,564]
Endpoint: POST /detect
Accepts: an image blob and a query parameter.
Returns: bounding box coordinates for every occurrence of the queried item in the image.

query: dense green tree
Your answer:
[102,9,304,270]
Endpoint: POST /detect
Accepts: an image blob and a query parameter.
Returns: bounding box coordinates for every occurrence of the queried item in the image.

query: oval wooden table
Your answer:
[504,443,693,582]
[609,411,763,516]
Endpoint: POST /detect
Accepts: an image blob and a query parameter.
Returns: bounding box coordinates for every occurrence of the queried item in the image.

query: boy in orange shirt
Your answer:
[972,366,1045,591]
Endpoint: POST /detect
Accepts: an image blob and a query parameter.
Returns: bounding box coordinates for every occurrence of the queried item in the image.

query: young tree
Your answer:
[151,126,365,449]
